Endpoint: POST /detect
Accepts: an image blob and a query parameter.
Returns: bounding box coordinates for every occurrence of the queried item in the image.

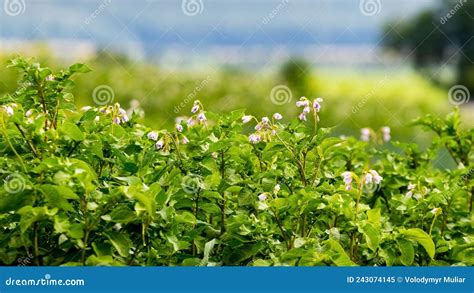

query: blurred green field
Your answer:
[0,51,470,147]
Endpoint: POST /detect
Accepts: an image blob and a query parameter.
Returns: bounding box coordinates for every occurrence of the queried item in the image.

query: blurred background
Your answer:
[0,0,473,148]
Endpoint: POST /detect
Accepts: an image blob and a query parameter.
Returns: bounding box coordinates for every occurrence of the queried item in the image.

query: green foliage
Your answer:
[0,58,472,266]
[0,52,453,145]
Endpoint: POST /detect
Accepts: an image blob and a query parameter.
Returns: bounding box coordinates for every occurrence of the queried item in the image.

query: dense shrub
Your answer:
[0,58,472,266]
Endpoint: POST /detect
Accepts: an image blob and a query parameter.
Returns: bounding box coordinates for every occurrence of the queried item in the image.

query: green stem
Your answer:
[429,214,439,236]
[1,120,27,173]
[33,223,40,266]
[14,123,39,158]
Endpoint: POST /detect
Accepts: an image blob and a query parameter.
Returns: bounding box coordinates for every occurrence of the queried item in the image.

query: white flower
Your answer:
[430,208,442,215]
[298,112,307,121]
[130,99,140,109]
[255,124,262,131]
[113,117,121,124]
[382,126,390,135]
[119,108,127,115]
[3,106,14,116]
[197,112,207,122]
[182,136,189,144]
[413,193,422,200]
[187,118,195,126]
[406,191,413,197]
[303,106,310,114]
[342,171,353,189]
[273,113,282,120]
[94,116,100,122]
[274,184,281,194]
[25,109,34,117]
[155,140,164,149]
[258,193,267,201]
[176,124,183,132]
[242,115,252,123]
[249,133,261,144]
[121,114,129,123]
[407,183,416,190]
[271,129,277,136]
[147,131,158,141]
[296,98,309,107]
[365,173,373,184]
[313,98,323,112]
[360,128,370,142]
[261,117,270,124]
[191,105,199,114]
[342,171,352,178]
[81,106,92,112]
[369,170,383,184]
[343,176,352,185]
[45,75,54,81]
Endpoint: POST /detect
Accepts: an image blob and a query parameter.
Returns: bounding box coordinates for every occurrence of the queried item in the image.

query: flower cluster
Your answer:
[174,117,190,145]
[404,183,427,201]
[243,113,282,144]
[98,103,130,124]
[146,131,166,150]
[296,96,323,121]
[341,170,383,191]
[2,103,17,117]
[360,126,391,143]
[186,100,207,127]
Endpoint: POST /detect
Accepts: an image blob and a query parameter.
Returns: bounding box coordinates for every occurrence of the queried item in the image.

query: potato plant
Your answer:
[0,58,472,266]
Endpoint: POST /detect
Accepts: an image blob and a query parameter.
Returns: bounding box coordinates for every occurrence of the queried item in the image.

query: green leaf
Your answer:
[397,238,415,266]
[106,232,132,258]
[54,214,84,239]
[175,210,196,225]
[0,191,34,213]
[367,208,381,228]
[110,205,137,223]
[39,185,75,212]
[360,223,380,252]
[399,228,435,259]
[324,239,356,266]
[61,121,85,141]
[86,255,124,266]
[69,63,91,74]
[201,238,217,265]
[18,206,57,233]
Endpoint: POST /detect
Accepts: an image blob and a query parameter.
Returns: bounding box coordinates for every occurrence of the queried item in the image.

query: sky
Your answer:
[0,0,439,66]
